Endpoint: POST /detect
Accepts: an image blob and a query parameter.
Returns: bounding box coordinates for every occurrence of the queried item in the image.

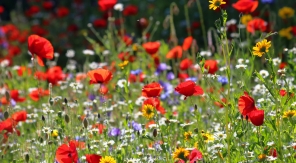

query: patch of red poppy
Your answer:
[43,1,54,10]
[56,7,69,18]
[175,80,204,99]
[0,6,4,14]
[98,0,117,11]
[142,82,163,98]
[238,92,256,116]
[247,18,266,34]
[123,5,138,16]
[182,36,193,51]
[29,88,50,101]
[180,58,193,71]
[232,0,258,13]
[248,109,264,126]
[128,72,145,83]
[11,110,27,122]
[10,90,26,102]
[31,25,48,37]
[166,46,183,59]
[92,123,105,134]
[55,141,79,163]
[25,5,40,17]
[87,68,113,84]
[86,154,102,163]
[46,66,66,85]
[142,42,161,55]
[93,18,107,28]
[204,60,218,74]
[28,35,54,66]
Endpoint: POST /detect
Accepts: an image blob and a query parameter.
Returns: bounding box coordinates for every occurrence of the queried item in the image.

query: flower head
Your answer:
[142,104,155,119]
[173,147,189,161]
[184,131,193,141]
[209,0,226,10]
[100,156,116,163]
[283,110,296,118]
[252,39,271,57]
[278,7,294,19]
[118,60,129,69]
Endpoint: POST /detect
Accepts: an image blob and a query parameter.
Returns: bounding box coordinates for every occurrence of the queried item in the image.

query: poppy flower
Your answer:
[56,7,69,18]
[34,71,48,80]
[175,80,204,99]
[0,6,4,14]
[71,140,85,150]
[25,6,40,17]
[142,82,163,98]
[123,5,138,16]
[17,66,32,76]
[43,1,54,10]
[247,18,267,34]
[8,46,21,57]
[279,89,287,97]
[238,92,256,116]
[92,123,105,134]
[204,60,218,74]
[166,46,183,59]
[128,72,145,83]
[182,36,193,51]
[123,35,133,46]
[93,18,107,28]
[143,98,166,114]
[28,35,54,66]
[31,25,48,37]
[189,149,203,163]
[86,154,102,163]
[76,73,87,82]
[180,58,193,71]
[0,118,15,133]
[98,0,117,11]
[279,62,287,69]
[232,0,258,13]
[10,90,26,102]
[142,42,161,55]
[46,66,66,85]
[29,88,50,101]
[87,68,113,84]
[178,73,189,81]
[11,110,27,122]
[55,141,78,163]
[248,109,264,126]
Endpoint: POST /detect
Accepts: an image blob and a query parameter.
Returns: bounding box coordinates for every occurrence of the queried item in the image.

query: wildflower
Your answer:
[143,98,166,115]
[142,104,155,119]
[83,49,95,55]
[252,39,271,57]
[172,147,189,161]
[247,18,267,33]
[51,129,58,138]
[100,156,116,163]
[123,5,138,16]
[259,70,269,78]
[278,7,294,19]
[189,149,203,162]
[232,0,258,13]
[182,36,193,51]
[114,3,124,11]
[109,128,121,137]
[241,14,252,25]
[85,154,102,163]
[209,0,226,10]
[142,42,161,55]
[204,60,218,74]
[55,141,78,163]
[118,60,129,69]
[166,46,183,59]
[66,49,75,58]
[87,68,112,84]
[180,58,193,71]
[142,82,162,98]
[279,27,293,39]
[98,0,117,11]
[184,131,193,141]
[258,154,266,161]
[28,35,54,66]
[175,80,204,99]
[200,51,212,57]
[283,110,296,118]
[202,132,215,142]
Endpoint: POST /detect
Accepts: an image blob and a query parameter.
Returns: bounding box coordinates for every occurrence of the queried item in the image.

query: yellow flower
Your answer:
[241,14,253,26]
[184,131,193,141]
[51,129,58,138]
[278,7,294,19]
[209,0,226,10]
[279,27,293,39]
[194,142,199,149]
[132,44,138,51]
[201,132,214,143]
[252,39,271,57]
[283,110,296,118]
[100,156,116,163]
[172,147,189,161]
[118,60,129,69]
[142,104,155,119]
[258,154,266,161]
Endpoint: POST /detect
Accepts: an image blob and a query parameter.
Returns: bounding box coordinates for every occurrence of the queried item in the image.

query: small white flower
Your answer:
[235,64,247,69]
[83,49,95,55]
[89,62,98,69]
[114,3,124,11]
[0,59,10,67]
[200,51,212,57]
[272,57,281,66]
[259,70,269,78]
[117,79,130,88]
[267,141,275,146]
[66,49,75,58]
[102,50,110,56]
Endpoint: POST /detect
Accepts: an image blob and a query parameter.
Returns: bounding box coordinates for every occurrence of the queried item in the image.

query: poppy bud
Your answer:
[246,115,249,121]
[64,98,68,104]
[153,128,157,137]
[83,118,88,128]
[25,154,29,163]
[5,91,10,101]
[98,113,101,119]
[42,115,45,122]
[64,114,70,123]
[4,111,9,119]
[194,104,198,111]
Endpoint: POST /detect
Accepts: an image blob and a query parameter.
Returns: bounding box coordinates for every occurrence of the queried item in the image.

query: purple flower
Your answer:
[132,121,142,131]
[157,63,168,72]
[261,0,273,4]
[109,128,121,136]
[166,72,175,80]
[217,76,228,85]
[131,69,142,75]
[88,94,96,101]
[185,77,197,82]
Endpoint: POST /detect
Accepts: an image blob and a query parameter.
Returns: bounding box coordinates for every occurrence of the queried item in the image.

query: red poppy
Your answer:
[232,0,258,13]
[145,120,156,128]
[87,68,113,84]
[92,123,105,134]
[238,92,256,116]
[11,110,27,122]
[67,24,79,32]
[142,42,161,55]
[279,89,287,97]
[166,46,183,59]
[28,35,54,66]
[180,58,193,71]
[0,6,4,14]
[25,6,40,17]
[248,109,264,126]
[0,118,14,133]
[182,36,193,51]
[189,149,203,163]
[29,88,50,101]
[292,26,296,36]
[86,154,102,163]
[46,66,66,85]
[123,35,133,46]
[55,141,78,163]
[93,18,107,28]
[43,1,54,10]
[56,7,69,18]
[31,25,48,36]
[71,140,85,150]
[204,60,218,74]
[17,66,32,76]
[128,72,145,83]
[123,5,138,16]
[143,98,166,114]
[10,90,26,102]
[118,52,136,62]
[214,98,227,108]
[247,18,266,34]
[99,85,109,94]
[34,71,48,80]
[142,82,163,98]
[8,46,21,57]
[279,62,287,69]
[175,80,204,99]
[178,73,189,81]
[98,0,117,11]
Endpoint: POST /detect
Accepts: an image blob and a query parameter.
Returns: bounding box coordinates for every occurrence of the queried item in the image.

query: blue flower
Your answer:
[132,121,142,131]
[261,0,274,4]
[217,76,228,85]
[109,128,121,136]
[130,69,142,75]
[166,72,175,80]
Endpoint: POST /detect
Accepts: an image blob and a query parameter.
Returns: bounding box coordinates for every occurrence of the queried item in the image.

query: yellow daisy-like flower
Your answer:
[278,7,294,19]
[51,129,58,138]
[258,154,266,161]
[241,14,253,26]
[201,132,214,143]
[118,60,129,69]
[184,131,193,141]
[100,156,116,163]
[142,104,155,119]
[283,110,296,118]
[172,147,190,161]
[279,27,293,39]
[209,0,226,10]
[252,39,271,57]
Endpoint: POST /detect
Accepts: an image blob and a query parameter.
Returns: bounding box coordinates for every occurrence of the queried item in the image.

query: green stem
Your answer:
[196,0,208,49]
